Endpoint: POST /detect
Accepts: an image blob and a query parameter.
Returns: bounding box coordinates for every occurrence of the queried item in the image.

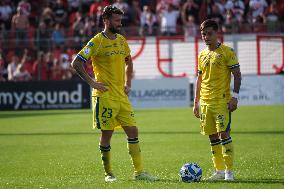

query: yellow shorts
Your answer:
[92,96,136,130]
[199,103,231,135]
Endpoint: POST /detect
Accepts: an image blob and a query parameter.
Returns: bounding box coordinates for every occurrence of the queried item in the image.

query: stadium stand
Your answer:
[0,0,283,81]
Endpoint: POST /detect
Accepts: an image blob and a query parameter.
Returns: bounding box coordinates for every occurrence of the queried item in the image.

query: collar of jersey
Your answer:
[207,42,221,51]
[102,31,117,40]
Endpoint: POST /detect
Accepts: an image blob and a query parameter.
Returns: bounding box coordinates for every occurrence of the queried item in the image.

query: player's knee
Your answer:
[100,130,113,145]
[124,126,138,138]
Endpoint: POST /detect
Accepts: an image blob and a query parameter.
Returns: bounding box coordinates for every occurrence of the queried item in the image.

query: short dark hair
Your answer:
[102,5,124,19]
[200,19,219,31]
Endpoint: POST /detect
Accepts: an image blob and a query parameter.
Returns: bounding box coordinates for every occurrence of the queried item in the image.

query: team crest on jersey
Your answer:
[84,47,90,55]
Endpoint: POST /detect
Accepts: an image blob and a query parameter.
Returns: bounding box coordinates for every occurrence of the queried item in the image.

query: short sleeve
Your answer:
[76,37,98,63]
[227,48,240,69]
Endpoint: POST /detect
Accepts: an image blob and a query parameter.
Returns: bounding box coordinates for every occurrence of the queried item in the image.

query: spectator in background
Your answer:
[140,5,157,35]
[265,2,279,32]
[113,0,130,26]
[252,15,266,32]
[84,16,95,40]
[7,55,20,81]
[199,0,215,24]
[0,23,8,50]
[215,0,227,16]
[128,0,141,26]
[0,52,7,81]
[225,0,245,23]
[53,0,68,26]
[21,49,34,77]
[72,11,86,48]
[156,0,169,15]
[50,55,63,80]
[222,9,239,33]
[0,0,13,29]
[184,15,198,37]
[208,3,224,26]
[60,53,72,80]
[45,51,60,80]
[160,3,180,35]
[249,0,268,23]
[40,3,55,29]
[18,0,31,17]
[52,23,65,49]
[35,22,50,53]
[13,61,31,81]
[89,0,110,20]
[32,51,48,80]
[94,5,104,31]
[11,6,29,55]
[181,0,199,25]
[67,0,81,12]
[275,0,284,22]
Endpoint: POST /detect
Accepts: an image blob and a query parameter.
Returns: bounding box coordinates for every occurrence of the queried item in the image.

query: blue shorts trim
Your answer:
[95,97,101,129]
[226,112,231,132]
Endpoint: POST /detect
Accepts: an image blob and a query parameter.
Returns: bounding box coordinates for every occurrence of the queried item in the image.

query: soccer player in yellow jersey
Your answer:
[71,6,158,182]
[193,19,242,181]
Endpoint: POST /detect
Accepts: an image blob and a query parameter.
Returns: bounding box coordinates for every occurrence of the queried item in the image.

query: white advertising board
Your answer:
[238,75,284,105]
[129,78,190,108]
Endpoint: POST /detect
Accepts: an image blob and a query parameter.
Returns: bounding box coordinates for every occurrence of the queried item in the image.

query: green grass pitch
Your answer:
[0,106,284,189]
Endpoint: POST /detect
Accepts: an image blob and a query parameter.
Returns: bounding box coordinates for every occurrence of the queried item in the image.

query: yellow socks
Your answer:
[210,139,225,171]
[99,145,112,176]
[221,137,234,171]
[127,138,143,175]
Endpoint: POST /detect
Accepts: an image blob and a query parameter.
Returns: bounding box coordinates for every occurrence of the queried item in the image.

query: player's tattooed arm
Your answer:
[124,55,133,95]
[71,57,107,92]
[231,67,242,93]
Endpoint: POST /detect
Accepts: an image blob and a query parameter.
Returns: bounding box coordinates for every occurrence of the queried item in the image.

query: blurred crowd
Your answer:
[0,0,283,82]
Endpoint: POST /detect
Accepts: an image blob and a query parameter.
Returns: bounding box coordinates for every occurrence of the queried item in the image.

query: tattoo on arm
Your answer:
[232,67,242,93]
[125,55,133,86]
[71,57,92,83]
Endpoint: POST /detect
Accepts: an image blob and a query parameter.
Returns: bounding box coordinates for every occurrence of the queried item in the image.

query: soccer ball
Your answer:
[179,163,202,183]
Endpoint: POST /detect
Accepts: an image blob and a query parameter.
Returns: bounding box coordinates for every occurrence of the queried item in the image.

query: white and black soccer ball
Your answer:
[179,163,202,183]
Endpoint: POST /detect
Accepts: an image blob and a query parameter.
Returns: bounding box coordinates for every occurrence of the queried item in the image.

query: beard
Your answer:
[109,26,120,34]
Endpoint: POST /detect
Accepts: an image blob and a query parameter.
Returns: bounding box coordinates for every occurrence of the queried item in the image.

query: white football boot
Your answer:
[105,174,117,182]
[224,170,234,181]
[134,172,159,181]
[206,171,225,181]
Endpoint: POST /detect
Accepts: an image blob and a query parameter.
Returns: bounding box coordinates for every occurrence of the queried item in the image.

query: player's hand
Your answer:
[193,104,200,118]
[92,82,108,92]
[227,97,238,112]
[124,85,131,95]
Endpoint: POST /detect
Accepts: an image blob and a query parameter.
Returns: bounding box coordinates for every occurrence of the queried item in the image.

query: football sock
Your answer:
[127,138,143,175]
[210,139,225,171]
[221,137,234,171]
[99,145,112,176]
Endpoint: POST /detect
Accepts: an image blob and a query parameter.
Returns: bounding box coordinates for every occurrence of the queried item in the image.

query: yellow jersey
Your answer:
[77,32,130,102]
[198,43,239,104]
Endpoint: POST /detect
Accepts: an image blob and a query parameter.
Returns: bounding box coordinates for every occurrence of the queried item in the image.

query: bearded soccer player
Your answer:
[193,19,242,181]
[71,5,158,182]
